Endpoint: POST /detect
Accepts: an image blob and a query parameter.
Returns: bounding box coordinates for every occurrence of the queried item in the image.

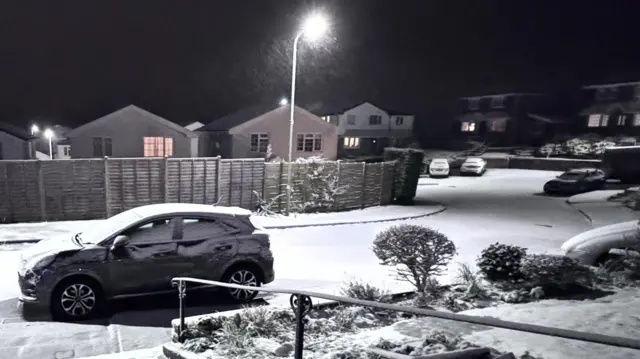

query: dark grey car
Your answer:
[17,203,274,321]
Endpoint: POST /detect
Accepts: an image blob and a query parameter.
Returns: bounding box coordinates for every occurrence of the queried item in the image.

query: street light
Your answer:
[279,98,289,106]
[285,12,329,215]
[31,124,39,135]
[43,128,54,160]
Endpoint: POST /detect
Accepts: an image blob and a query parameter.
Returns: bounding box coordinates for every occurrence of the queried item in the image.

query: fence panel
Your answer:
[0,161,41,222]
[42,159,106,221]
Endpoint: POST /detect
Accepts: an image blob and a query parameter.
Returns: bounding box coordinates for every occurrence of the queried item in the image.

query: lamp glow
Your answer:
[279,98,288,106]
[301,13,329,41]
[43,129,54,139]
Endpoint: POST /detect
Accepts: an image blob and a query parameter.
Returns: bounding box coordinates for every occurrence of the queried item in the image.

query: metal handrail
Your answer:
[171,277,640,359]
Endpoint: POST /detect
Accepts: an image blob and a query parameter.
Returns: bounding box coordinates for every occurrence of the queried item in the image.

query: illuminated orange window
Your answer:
[143,137,174,157]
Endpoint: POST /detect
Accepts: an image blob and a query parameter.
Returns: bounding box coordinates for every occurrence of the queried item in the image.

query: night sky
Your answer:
[0,0,639,136]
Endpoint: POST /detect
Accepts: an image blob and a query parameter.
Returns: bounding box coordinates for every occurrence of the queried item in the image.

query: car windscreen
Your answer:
[465,158,482,164]
[431,159,448,165]
[558,171,587,180]
[81,209,143,244]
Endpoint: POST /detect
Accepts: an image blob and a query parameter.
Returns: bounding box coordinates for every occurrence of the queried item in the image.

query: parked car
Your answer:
[17,203,274,321]
[561,220,640,266]
[428,158,450,178]
[459,157,487,176]
[543,168,606,195]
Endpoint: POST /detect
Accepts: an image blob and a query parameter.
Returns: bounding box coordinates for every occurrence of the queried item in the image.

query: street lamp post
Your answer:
[285,13,329,216]
[43,128,54,160]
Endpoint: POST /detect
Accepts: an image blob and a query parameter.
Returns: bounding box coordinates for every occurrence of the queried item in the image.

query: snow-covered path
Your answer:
[0,169,636,359]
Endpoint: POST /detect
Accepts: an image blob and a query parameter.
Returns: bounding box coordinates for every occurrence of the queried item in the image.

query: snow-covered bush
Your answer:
[372,224,456,295]
[340,280,390,302]
[252,190,283,216]
[455,262,480,285]
[291,157,348,213]
[520,254,594,289]
[477,243,527,282]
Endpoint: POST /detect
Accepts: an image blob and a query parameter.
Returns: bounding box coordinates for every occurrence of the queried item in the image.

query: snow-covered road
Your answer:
[0,169,636,359]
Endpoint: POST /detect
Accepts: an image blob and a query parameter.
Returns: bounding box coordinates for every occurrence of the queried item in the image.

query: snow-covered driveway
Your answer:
[0,169,636,359]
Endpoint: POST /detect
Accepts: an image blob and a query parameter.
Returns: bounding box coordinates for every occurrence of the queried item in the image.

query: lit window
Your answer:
[296,133,322,152]
[617,115,626,126]
[249,133,269,152]
[343,137,360,149]
[489,118,507,132]
[347,115,356,125]
[461,122,476,132]
[395,116,404,125]
[587,114,607,127]
[634,114,640,127]
[490,96,505,108]
[369,115,382,125]
[468,98,480,110]
[601,114,609,127]
[143,137,173,157]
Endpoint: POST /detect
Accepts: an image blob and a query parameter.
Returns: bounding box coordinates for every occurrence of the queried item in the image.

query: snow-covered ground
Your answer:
[332,288,640,359]
[0,169,637,359]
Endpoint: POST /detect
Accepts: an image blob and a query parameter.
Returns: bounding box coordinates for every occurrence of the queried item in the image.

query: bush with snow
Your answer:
[372,224,456,295]
[520,254,594,289]
[477,243,527,282]
[291,157,348,213]
[340,280,390,302]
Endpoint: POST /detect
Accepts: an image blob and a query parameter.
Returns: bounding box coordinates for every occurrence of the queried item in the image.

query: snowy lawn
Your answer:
[567,190,625,204]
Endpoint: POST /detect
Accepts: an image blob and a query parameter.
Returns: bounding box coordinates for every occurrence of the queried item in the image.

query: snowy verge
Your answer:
[75,346,163,359]
[566,190,625,204]
[0,204,445,244]
[567,201,639,228]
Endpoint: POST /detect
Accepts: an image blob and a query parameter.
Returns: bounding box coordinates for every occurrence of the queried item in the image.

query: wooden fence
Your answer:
[0,157,265,223]
[263,161,396,212]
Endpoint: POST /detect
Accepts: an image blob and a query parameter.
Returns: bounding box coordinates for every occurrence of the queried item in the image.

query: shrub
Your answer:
[340,280,391,302]
[372,224,457,294]
[520,254,595,289]
[477,243,527,282]
[291,157,348,213]
[383,148,424,205]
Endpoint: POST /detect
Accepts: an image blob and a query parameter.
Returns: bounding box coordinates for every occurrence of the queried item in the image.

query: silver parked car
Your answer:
[18,203,274,321]
[460,157,487,176]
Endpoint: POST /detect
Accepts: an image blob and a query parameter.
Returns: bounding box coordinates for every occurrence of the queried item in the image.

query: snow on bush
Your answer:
[477,243,527,283]
[537,135,620,158]
[340,280,391,303]
[371,332,541,358]
[373,224,456,296]
[290,156,348,213]
[520,254,595,290]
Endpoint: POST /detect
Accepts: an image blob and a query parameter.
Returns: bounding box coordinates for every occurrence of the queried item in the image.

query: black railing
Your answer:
[172,277,640,359]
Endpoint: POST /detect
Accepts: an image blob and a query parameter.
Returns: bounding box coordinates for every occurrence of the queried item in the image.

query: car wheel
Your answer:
[51,277,104,321]
[222,267,261,302]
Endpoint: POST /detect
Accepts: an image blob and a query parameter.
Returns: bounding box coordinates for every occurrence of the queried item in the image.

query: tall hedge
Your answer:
[383,147,424,205]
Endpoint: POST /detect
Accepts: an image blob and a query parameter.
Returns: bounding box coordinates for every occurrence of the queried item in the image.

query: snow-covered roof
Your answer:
[131,203,251,218]
[583,81,640,89]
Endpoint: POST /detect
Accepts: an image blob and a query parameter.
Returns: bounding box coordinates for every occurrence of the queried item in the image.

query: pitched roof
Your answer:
[310,101,412,116]
[66,105,196,138]
[201,103,281,131]
[0,122,32,141]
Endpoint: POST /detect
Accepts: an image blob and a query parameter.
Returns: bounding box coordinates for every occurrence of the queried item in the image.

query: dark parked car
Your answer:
[18,203,274,321]
[543,168,606,195]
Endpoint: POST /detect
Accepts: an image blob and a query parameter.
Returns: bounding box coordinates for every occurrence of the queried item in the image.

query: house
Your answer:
[199,103,338,160]
[455,93,566,147]
[0,122,36,159]
[315,102,414,158]
[55,139,71,159]
[578,81,640,137]
[65,105,199,158]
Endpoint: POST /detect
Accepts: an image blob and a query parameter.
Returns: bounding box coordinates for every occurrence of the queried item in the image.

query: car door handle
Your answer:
[215,245,232,251]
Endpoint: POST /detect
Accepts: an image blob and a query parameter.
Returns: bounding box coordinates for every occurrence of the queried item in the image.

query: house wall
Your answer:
[577,85,640,137]
[0,131,31,160]
[68,109,193,158]
[336,103,414,136]
[231,106,338,160]
[55,144,71,159]
[198,131,233,158]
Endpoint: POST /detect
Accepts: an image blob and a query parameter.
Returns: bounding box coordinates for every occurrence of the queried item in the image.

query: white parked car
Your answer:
[460,157,487,176]
[561,220,640,265]
[428,158,450,178]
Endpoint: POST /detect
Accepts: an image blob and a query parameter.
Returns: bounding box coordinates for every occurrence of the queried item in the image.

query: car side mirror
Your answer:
[111,235,129,251]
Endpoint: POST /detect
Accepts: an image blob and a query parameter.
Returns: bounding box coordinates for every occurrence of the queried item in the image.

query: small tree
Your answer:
[291,157,348,212]
[264,144,274,162]
[372,224,457,295]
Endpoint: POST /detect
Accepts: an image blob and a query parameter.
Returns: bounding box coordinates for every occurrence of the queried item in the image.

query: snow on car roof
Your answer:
[131,203,252,218]
[465,157,484,162]
[566,167,599,173]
